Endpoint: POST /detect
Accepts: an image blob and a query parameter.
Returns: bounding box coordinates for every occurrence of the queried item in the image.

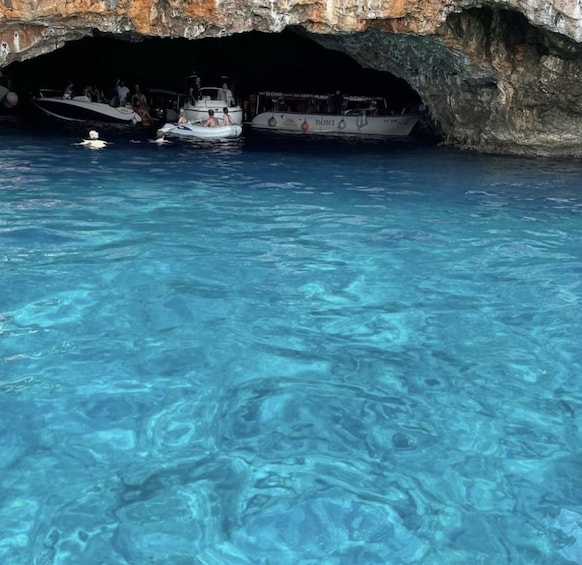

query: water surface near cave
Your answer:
[1,121,581,564]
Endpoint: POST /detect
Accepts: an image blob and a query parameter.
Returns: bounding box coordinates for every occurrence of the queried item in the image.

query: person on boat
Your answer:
[330,90,344,114]
[131,85,153,125]
[222,107,233,126]
[177,108,189,124]
[186,72,201,99]
[203,109,219,127]
[63,82,74,100]
[83,85,103,103]
[131,84,149,110]
[134,100,153,126]
[186,76,201,104]
[116,80,130,106]
[186,87,196,106]
[77,130,108,149]
[83,84,101,102]
[221,82,235,107]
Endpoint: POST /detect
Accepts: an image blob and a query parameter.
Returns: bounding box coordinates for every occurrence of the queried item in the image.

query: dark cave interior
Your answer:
[6,28,420,111]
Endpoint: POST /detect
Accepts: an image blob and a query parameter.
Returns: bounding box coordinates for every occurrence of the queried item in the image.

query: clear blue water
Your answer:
[1,119,582,564]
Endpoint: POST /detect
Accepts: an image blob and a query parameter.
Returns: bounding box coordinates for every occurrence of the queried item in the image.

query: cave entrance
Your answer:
[7,27,421,114]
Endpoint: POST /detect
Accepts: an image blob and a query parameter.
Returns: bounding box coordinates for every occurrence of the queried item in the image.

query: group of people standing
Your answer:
[64,75,236,127]
[62,79,154,124]
[186,74,235,107]
[111,80,152,123]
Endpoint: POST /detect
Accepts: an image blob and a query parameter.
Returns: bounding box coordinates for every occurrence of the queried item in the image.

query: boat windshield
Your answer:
[38,89,65,98]
[199,87,227,102]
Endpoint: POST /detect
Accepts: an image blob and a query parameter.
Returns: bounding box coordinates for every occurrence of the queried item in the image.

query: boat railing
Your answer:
[37,89,93,102]
[343,107,379,117]
[38,89,64,98]
[253,92,390,117]
[256,91,386,103]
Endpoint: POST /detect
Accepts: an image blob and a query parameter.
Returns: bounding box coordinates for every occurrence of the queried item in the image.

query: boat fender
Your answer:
[3,91,18,108]
[301,120,309,132]
[268,116,277,127]
[357,112,368,128]
[338,119,346,130]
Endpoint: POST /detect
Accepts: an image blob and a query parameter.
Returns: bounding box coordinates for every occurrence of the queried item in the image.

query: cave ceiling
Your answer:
[5,29,420,110]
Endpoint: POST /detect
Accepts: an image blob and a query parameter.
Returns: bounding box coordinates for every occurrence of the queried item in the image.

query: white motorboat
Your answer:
[158,121,243,140]
[250,92,422,137]
[32,89,143,124]
[184,87,243,125]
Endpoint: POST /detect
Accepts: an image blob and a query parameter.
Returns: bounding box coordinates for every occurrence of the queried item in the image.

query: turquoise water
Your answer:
[1,122,582,564]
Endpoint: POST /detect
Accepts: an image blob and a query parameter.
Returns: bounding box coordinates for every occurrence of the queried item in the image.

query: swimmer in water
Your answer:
[153,130,171,144]
[77,130,107,149]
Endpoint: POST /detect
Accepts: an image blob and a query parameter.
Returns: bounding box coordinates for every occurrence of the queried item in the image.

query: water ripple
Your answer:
[1,129,582,563]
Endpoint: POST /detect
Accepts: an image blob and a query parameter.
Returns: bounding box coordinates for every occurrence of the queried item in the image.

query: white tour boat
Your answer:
[158,121,243,140]
[250,92,422,137]
[32,89,143,125]
[184,87,243,125]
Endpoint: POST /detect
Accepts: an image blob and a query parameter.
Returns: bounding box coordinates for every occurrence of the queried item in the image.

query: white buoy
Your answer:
[4,91,18,108]
[0,85,18,108]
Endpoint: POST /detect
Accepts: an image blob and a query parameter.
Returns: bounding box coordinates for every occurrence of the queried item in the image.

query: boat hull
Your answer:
[159,122,243,139]
[250,112,421,137]
[32,95,142,124]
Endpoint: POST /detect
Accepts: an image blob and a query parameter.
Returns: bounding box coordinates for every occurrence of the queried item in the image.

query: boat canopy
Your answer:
[257,92,386,104]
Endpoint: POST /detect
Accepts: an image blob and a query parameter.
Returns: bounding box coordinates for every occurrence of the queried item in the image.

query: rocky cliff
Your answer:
[1,0,582,156]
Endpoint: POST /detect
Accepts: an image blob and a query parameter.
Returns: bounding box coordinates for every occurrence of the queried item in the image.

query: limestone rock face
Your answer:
[2,0,582,155]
